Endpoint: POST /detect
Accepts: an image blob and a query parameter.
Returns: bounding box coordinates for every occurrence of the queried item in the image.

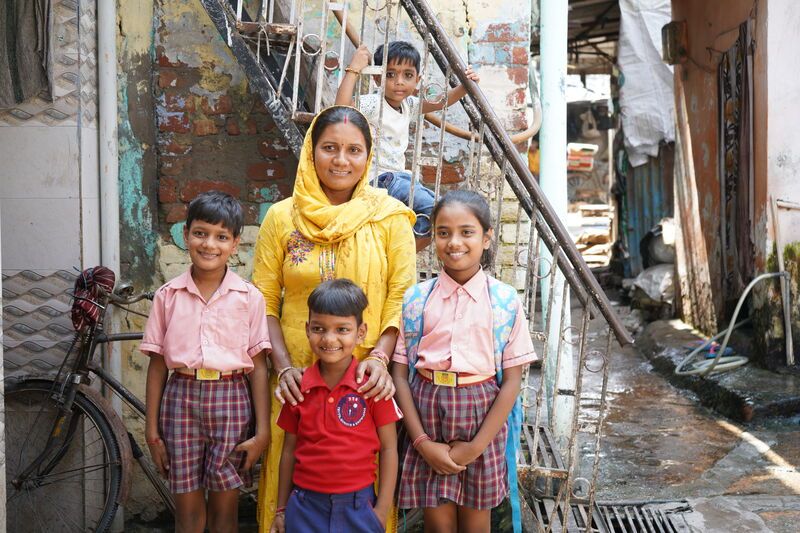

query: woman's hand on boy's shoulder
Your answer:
[235,431,270,470]
[275,366,306,405]
[356,358,395,400]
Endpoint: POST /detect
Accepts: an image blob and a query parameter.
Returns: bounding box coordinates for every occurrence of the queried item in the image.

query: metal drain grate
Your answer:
[529,498,693,532]
[597,501,693,533]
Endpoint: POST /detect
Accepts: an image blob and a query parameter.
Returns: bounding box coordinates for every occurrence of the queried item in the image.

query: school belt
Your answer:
[173,368,245,381]
[417,368,494,388]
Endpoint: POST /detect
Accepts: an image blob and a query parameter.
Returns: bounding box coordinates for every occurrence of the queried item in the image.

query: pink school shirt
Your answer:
[393,269,537,375]
[140,269,271,372]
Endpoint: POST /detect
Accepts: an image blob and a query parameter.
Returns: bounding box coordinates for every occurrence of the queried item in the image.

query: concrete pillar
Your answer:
[539,0,574,445]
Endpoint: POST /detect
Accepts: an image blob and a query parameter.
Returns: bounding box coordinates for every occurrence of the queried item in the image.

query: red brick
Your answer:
[511,46,529,65]
[159,177,179,203]
[481,22,528,43]
[244,118,258,135]
[247,162,285,180]
[163,92,195,113]
[258,140,290,159]
[421,163,464,185]
[506,67,528,85]
[252,99,268,114]
[159,113,190,134]
[158,70,179,89]
[180,180,241,202]
[506,87,526,106]
[193,118,218,136]
[200,95,233,115]
[165,203,188,223]
[159,156,186,177]
[226,117,241,136]
[161,138,192,155]
[156,47,186,68]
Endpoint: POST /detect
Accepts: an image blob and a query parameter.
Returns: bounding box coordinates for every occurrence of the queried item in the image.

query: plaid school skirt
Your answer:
[397,375,508,510]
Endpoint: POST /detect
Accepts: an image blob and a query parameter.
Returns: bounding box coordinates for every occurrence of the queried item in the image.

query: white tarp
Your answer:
[618,0,674,167]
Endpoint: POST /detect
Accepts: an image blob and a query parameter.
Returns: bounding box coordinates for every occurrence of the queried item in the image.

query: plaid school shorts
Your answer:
[159,373,253,494]
[397,376,508,510]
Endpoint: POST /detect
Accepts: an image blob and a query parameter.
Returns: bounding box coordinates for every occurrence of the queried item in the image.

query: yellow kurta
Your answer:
[253,195,416,530]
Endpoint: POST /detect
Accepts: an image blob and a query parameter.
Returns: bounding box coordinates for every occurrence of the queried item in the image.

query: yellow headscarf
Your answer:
[291,106,415,345]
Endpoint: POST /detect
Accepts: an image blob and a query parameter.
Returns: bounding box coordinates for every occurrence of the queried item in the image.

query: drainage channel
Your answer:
[519,423,694,532]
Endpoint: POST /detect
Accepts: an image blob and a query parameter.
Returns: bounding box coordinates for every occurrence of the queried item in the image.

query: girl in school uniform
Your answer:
[391,190,537,533]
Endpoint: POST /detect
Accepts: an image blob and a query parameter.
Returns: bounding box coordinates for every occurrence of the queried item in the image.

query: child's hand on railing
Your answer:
[146,434,170,478]
[464,66,480,84]
[348,44,372,74]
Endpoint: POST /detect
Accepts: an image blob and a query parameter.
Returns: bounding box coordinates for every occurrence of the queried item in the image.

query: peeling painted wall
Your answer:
[118,1,159,287]
[671,0,768,325]
[672,0,800,369]
[754,0,800,370]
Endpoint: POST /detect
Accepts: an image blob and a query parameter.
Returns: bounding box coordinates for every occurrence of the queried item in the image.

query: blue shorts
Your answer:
[377,171,435,237]
[285,485,384,533]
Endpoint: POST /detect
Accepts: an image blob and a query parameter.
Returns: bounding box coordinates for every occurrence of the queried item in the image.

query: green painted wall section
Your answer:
[118,0,159,286]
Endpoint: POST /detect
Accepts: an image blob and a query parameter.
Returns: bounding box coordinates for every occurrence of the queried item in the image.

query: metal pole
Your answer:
[539,0,574,443]
[98,1,123,529]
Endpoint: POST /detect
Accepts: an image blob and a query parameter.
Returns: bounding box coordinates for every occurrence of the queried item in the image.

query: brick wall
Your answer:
[153,0,298,281]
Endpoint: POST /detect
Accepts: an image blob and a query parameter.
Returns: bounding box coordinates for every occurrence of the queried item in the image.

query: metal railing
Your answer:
[200,1,634,530]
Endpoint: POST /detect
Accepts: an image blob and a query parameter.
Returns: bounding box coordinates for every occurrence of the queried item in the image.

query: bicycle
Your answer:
[4,266,174,532]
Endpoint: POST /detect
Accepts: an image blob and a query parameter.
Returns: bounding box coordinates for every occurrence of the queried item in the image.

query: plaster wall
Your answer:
[766,0,800,244]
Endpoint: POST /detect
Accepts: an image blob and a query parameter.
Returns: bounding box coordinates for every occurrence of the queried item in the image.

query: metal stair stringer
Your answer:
[199,0,305,157]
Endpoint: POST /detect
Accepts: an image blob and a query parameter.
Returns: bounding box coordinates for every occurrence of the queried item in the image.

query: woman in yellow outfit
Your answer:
[253,105,416,532]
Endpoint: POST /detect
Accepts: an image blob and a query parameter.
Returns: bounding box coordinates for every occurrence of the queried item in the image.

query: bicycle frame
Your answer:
[13,294,177,516]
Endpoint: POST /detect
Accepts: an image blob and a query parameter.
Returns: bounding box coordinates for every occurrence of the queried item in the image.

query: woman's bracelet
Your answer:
[369,349,390,366]
[276,366,295,381]
[412,433,431,449]
[275,506,286,514]
[344,66,361,75]
[364,355,388,369]
[146,437,162,446]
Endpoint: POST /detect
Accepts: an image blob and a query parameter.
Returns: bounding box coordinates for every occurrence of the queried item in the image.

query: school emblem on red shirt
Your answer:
[337,393,367,427]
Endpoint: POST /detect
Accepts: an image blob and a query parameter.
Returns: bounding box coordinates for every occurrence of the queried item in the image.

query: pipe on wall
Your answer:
[98,0,122,418]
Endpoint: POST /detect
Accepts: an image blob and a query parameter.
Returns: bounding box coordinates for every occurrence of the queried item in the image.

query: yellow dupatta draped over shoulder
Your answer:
[290,107,415,348]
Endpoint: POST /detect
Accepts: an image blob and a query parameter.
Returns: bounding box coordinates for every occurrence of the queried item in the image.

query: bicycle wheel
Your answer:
[4,379,123,532]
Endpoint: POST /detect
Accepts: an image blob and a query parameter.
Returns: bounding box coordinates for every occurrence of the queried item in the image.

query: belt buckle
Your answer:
[196,368,221,380]
[432,370,457,387]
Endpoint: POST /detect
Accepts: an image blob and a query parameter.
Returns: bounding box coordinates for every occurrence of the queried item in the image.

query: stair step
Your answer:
[236,21,297,37]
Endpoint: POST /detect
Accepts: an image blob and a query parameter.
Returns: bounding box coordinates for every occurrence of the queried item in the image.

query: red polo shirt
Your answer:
[277,357,403,494]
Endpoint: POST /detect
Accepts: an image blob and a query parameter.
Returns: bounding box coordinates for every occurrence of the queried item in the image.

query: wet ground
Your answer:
[129,300,800,532]
[566,302,800,531]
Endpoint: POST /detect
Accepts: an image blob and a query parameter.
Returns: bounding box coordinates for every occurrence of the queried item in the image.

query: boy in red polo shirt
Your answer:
[271,279,402,533]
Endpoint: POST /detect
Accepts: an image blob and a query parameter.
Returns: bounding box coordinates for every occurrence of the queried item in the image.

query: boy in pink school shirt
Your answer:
[140,191,271,533]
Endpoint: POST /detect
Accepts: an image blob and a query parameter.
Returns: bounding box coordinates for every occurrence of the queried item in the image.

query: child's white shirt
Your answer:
[358,93,420,179]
